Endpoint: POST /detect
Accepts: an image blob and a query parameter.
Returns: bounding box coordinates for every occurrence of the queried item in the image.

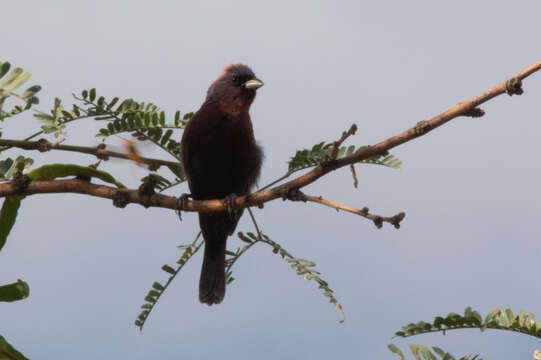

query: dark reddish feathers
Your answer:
[180,64,263,305]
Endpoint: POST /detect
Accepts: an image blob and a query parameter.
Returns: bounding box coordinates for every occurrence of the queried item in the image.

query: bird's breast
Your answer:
[182,111,261,199]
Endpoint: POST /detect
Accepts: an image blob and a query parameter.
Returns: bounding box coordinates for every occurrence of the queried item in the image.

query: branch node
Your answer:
[412,120,431,136]
[373,216,383,229]
[360,207,369,215]
[390,212,406,229]
[36,138,52,152]
[96,143,109,160]
[139,174,159,197]
[112,190,130,208]
[11,171,31,193]
[147,161,160,172]
[281,187,307,202]
[463,107,485,118]
[504,77,523,96]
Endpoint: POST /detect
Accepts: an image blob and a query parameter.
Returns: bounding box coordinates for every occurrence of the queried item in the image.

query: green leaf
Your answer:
[0,67,23,89]
[408,344,424,360]
[238,232,253,243]
[22,85,41,99]
[431,347,446,358]
[159,111,165,125]
[0,196,23,251]
[152,282,164,291]
[4,71,31,93]
[0,279,29,302]
[33,112,55,124]
[161,264,176,275]
[0,62,10,79]
[0,335,29,360]
[0,158,14,178]
[3,156,32,180]
[388,344,405,360]
[27,164,125,188]
[107,97,119,110]
[89,88,96,102]
[505,308,515,325]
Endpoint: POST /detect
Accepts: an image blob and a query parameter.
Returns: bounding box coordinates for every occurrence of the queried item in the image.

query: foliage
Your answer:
[388,306,541,359]
[0,156,33,181]
[93,96,192,159]
[395,306,541,340]
[388,343,482,360]
[71,89,193,160]
[136,207,345,330]
[0,61,40,125]
[135,232,204,330]
[288,141,402,174]
[237,231,345,322]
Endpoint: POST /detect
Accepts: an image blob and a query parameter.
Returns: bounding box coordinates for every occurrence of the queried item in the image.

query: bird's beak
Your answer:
[243,78,264,90]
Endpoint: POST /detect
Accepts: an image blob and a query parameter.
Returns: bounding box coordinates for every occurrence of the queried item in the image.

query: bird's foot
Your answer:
[244,192,264,209]
[223,193,238,218]
[176,193,192,222]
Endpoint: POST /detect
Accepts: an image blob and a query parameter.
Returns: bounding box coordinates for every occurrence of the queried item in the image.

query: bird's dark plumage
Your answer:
[181,64,263,305]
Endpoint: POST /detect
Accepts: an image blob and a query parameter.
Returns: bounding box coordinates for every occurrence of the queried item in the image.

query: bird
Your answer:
[180,63,264,305]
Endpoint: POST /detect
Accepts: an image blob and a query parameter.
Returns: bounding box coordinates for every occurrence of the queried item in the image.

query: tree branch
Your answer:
[0,60,539,215]
[0,179,178,209]
[0,138,179,169]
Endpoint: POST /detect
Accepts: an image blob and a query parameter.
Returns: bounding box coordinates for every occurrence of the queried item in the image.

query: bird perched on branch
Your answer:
[180,64,264,305]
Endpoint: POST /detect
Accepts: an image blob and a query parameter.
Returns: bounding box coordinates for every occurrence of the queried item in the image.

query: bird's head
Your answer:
[206,63,264,115]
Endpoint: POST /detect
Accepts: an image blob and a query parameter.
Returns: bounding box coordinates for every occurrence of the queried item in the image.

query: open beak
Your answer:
[243,78,264,90]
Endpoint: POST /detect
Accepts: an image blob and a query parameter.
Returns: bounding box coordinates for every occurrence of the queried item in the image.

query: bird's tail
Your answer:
[198,213,230,305]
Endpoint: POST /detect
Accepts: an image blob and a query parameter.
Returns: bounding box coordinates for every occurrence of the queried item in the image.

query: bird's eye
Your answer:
[231,75,239,84]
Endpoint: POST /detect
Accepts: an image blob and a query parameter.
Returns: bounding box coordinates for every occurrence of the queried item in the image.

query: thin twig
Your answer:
[303,194,405,229]
[322,124,358,166]
[247,208,263,239]
[223,209,262,273]
[258,172,292,191]
[0,116,95,154]
[349,164,358,188]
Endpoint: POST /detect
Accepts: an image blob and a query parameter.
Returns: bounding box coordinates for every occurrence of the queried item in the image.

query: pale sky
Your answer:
[1,1,541,359]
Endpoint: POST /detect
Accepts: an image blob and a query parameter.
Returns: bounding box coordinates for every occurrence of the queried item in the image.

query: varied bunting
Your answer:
[180,64,264,305]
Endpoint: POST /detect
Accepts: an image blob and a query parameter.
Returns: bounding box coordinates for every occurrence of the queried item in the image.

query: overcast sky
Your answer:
[1,1,541,359]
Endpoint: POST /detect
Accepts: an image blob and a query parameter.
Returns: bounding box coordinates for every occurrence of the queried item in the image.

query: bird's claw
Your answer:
[223,193,238,218]
[176,193,192,222]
